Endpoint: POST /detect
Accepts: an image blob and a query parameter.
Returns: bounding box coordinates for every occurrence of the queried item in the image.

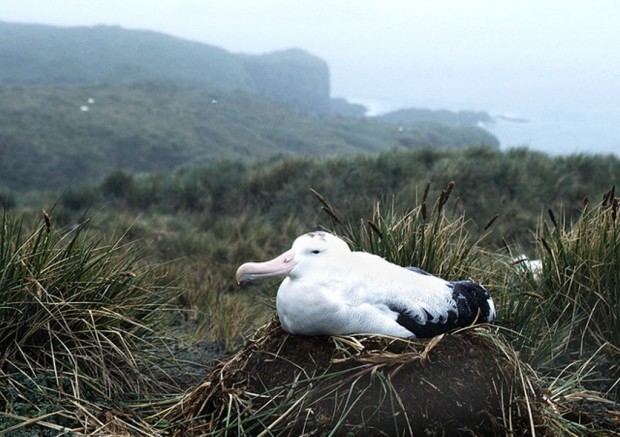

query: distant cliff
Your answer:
[242,49,330,114]
[0,21,330,113]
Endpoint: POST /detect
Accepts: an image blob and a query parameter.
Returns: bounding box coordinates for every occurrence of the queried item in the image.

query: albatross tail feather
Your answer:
[449,281,496,326]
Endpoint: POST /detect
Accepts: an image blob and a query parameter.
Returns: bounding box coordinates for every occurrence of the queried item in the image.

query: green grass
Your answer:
[540,188,620,349]
[313,181,491,280]
[496,187,620,372]
[0,210,180,434]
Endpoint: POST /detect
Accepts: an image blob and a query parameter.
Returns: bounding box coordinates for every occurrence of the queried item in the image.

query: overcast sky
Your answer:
[2,1,619,152]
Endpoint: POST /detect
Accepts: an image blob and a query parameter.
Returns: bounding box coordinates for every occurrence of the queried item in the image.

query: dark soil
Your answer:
[170,318,553,436]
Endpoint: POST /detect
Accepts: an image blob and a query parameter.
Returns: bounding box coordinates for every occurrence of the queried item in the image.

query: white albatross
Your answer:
[236,231,496,338]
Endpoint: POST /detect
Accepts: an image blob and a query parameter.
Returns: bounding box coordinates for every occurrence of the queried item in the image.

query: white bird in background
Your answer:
[236,231,496,338]
[513,254,543,282]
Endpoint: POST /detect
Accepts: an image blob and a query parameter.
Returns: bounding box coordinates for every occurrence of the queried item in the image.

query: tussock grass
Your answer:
[538,188,620,350]
[0,211,179,434]
[173,213,305,349]
[176,263,273,351]
[312,182,490,280]
[498,187,620,372]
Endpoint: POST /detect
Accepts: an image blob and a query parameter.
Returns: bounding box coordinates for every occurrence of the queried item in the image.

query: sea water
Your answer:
[352,97,620,157]
[484,107,620,156]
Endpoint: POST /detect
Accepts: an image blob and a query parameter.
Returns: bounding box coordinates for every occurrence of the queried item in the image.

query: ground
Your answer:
[169,318,559,436]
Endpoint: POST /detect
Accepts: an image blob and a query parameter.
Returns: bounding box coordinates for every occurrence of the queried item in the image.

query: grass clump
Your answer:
[539,187,620,350]
[499,187,620,368]
[312,182,491,280]
[0,211,179,434]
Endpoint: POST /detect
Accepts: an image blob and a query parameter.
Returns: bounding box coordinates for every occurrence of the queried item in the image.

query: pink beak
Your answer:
[236,248,296,285]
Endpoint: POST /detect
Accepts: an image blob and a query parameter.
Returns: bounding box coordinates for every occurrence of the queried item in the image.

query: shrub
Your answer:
[101,169,136,199]
[0,189,16,210]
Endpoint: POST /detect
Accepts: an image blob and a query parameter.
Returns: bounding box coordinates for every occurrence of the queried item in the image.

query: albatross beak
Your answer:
[235,248,296,285]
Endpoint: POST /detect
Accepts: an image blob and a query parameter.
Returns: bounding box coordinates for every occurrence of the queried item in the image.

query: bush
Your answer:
[101,169,136,199]
[60,186,97,210]
[0,189,16,210]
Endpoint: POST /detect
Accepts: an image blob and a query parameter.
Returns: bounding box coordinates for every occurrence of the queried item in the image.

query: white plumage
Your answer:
[236,231,496,338]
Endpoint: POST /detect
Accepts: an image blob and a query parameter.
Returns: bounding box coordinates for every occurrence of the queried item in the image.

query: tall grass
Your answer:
[0,211,179,434]
[312,182,493,280]
[498,187,620,369]
[539,188,619,350]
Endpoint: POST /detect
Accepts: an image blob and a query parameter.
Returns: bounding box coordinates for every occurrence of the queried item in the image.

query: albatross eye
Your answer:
[311,250,320,254]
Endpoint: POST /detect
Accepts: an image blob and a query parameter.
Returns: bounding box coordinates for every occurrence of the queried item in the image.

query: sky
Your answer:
[2,1,620,154]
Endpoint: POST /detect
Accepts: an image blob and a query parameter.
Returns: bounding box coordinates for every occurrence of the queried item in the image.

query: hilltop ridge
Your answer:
[0,21,330,113]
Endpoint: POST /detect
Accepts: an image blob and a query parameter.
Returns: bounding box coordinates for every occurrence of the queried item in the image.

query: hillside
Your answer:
[0,83,499,191]
[378,107,493,126]
[0,21,329,113]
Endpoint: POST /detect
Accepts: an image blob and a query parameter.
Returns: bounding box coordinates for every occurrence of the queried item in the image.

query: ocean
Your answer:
[483,108,620,156]
[352,97,620,157]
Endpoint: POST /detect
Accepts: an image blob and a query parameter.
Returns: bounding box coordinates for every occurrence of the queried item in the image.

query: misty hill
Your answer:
[378,108,493,126]
[0,83,498,191]
[0,21,329,113]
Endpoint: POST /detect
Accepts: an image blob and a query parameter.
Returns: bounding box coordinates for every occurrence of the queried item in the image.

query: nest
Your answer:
[168,318,549,436]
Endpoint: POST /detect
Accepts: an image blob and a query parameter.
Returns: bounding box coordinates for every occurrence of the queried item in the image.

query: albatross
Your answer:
[236,231,496,338]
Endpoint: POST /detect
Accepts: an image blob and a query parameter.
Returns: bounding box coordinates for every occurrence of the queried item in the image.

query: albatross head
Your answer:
[235,232,351,284]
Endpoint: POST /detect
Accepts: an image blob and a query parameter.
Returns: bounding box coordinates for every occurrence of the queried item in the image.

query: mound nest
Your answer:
[169,318,550,436]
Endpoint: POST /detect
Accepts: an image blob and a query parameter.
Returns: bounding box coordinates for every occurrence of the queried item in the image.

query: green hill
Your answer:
[0,83,498,191]
[0,21,501,193]
[0,21,329,113]
[378,108,493,126]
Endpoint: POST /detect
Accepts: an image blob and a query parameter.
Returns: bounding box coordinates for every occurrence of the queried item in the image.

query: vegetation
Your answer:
[0,212,181,435]
[500,188,620,365]
[1,153,619,432]
[46,146,618,249]
[2,18,617,434]
[0,21,330,113]
[378,107,493,126]
[0,83,498,191]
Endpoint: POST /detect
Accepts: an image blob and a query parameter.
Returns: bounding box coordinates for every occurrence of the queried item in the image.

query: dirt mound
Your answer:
[169,318,546,435]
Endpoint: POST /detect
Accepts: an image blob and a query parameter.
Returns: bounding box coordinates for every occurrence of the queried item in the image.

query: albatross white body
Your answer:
[236,231,496,338]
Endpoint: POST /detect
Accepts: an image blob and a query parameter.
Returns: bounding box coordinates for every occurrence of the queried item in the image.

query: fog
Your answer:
[2,0,619,154]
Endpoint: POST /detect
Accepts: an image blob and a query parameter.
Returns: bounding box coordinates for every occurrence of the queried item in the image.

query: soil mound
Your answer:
[169,318,550,435]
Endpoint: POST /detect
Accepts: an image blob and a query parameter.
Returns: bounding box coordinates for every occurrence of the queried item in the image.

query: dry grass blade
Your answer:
[332,334,444,365]
[0,412,73,436]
